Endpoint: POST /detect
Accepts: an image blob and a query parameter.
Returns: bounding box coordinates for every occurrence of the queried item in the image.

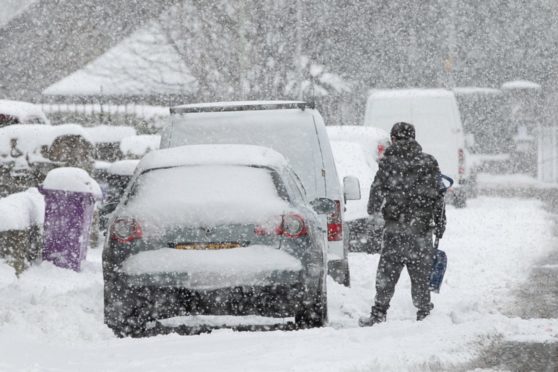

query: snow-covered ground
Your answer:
[0,197,557,371]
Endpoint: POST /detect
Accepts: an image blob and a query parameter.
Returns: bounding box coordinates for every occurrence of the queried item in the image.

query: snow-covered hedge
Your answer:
[0,188,44,232]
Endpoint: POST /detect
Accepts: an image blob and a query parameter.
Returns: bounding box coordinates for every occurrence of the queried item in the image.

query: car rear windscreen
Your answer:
[125,165,290,227]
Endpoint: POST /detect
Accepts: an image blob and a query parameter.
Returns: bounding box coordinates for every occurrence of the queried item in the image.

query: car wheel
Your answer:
[295,279,328,329]
[104,280,149,338]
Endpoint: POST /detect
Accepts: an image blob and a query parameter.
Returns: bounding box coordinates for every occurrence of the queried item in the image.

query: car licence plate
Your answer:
[174,242,241,250]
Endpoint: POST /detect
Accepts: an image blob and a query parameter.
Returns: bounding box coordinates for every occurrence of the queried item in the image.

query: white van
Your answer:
[364,89,468,207]
[160,101,360,286]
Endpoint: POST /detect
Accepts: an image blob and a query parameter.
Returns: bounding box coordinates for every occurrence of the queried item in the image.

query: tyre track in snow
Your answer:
[467,212,558,371]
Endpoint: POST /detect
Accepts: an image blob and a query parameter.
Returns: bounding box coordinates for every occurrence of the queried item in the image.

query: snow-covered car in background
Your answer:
[0,99,49,127]
[160,101,360,287]
[103,145,335,336]
[327,126,390,253]
[0,124,94,195]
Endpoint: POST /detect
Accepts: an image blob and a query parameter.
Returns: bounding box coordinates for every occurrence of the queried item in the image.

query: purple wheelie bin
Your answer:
[39,168,100,271]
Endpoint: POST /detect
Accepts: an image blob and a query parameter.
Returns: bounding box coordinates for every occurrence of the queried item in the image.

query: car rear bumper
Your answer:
[107,275,309,319]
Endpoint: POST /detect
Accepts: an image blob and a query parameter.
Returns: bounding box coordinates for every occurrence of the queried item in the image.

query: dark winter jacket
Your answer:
[368,139,446,235]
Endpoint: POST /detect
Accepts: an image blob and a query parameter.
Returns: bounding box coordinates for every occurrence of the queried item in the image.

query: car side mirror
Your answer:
[310,197,337,215]
[343,176,361,201]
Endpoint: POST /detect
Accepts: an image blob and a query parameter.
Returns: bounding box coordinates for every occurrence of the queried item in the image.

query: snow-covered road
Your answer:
[1,197,557,371]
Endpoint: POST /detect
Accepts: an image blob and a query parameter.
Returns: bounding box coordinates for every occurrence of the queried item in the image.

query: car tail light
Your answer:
[110,218,142,244]
[458,148,465,175]
[327,200,342,241]
[255,213,307,238]
[377,143,386,160]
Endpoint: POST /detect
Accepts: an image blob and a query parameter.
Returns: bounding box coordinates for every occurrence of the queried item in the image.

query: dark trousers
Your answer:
[372,230,435,315]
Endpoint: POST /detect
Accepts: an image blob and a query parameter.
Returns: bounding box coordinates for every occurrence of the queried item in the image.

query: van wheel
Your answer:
[328,259,351,287]
[453,192,467,208]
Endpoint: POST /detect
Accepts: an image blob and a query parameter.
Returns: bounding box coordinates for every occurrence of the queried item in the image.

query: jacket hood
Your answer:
[385,139,422,159]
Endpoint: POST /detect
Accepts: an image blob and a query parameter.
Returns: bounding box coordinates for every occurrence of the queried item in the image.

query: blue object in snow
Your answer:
[429,240,447,293]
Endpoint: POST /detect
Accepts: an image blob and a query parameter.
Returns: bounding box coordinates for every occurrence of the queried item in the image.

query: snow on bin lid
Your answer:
[42,167,102,197]
[107,159,140,176]
[138,144,289,173]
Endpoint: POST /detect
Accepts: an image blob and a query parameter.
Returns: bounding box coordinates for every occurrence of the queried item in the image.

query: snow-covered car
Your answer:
[103,144,334,336]
[327,126,390,253]
[160,101,360,287]
[0,99,49,127]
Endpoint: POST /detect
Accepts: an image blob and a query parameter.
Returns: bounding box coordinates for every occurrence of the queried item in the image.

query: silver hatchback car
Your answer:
[103,144,335,336]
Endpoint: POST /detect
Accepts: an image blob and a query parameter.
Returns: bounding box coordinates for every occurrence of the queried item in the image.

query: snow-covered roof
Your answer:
[368,88,454,98]
[138,144,289,173]
[501,80,541,90]
[107,159,140,176]
[43,22,196,96]
[453,87,503,95]
[0,100,49,124]
[0,0,36,27]
[171,101,311,114]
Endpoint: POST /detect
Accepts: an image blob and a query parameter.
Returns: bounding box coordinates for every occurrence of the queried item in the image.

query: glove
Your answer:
[369,212,384,227]
[434,225,445,239]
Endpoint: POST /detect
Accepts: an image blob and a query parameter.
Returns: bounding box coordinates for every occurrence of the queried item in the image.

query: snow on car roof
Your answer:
[327,125,390,163]
[170,100,312,114]
[138,144,289,172]
[368,88,455,98]
[0,99,49,123]
[501,80,541,90]
[453,87,503,95]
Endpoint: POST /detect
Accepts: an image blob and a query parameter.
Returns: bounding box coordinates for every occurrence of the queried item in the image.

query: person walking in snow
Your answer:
[360,122,446,326]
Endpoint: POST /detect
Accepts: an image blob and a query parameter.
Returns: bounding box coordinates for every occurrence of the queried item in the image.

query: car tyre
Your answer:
[104,280,148,338]
[295,279,328,329]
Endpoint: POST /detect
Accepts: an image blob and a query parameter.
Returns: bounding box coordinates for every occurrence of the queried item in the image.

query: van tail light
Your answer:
[327,200,343,241]
[255,213,307,238]
[377,143,386,160]
[111,218,143,244]
[458,148,465,175]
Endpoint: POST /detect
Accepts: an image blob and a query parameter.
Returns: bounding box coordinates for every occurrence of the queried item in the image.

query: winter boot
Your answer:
[358,309,387,327]
[416,310,430,321]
